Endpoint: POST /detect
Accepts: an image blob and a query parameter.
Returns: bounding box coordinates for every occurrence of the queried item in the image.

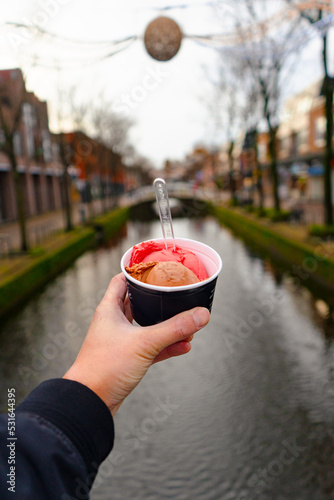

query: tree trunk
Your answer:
[322,33,333,226]
[62,167,73,232]
[86,182,94,220]
[11,151,28,252]
[0,100,28,251]
[100,169,107,214]
[228,141,237,203]
[268,127,280,212]
[255,154,264,210]
[59,136,73,232]
[257,166,264,210]
[252,130,264,210]
[324,82,333,225]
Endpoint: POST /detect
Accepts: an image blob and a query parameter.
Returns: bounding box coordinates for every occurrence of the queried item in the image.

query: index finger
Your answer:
[102,273,127,308]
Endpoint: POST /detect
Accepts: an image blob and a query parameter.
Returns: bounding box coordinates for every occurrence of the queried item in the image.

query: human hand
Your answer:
[64,273,210,415]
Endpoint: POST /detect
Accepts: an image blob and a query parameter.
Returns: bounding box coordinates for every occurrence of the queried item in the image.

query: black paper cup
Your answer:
[121,237,222,326]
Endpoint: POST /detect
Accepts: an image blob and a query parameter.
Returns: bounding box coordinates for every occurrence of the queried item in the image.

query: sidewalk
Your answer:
[256,192,327,225]
[0,201,105,254]
[281,199,325,225]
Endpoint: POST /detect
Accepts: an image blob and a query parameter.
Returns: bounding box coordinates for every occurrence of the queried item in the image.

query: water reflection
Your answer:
[0,218,334,499]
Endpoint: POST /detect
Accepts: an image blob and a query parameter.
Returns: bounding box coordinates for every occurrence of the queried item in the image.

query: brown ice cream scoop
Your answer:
[125,261,157,283]
[126,261,200,287]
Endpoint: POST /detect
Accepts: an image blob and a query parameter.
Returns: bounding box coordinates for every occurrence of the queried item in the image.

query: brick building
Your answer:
[0,68,63,222]
[234,80,333,206]
[54,130,128,205]
[271,80,333,203]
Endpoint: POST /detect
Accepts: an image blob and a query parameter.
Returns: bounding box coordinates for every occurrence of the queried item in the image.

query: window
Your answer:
[296,129,308,152]
[52,142,60,162]
[0,96,11,108]
[13,131,23,156]
[258,143,267,162]
[280,136,290,154]
[291,132,297,156]
[314,116,326,147]
[42,130,52,162]
[22,103,35,157]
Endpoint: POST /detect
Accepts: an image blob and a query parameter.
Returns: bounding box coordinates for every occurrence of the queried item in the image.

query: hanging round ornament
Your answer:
[144,16,182,61]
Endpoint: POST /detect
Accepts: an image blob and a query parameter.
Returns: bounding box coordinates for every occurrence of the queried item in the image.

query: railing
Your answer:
[120,183,219,206]
[31,222,56,246]
[0,234,12,258]
[0,222,56,258]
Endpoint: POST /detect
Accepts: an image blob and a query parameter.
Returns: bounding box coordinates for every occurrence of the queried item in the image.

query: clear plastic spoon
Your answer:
[153,178,176,250]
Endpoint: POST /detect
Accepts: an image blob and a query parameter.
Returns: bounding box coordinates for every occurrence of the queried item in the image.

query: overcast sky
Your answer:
[0,0,331,168]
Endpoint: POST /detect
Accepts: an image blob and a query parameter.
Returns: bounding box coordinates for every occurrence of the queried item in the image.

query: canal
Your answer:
[1,216,334,499]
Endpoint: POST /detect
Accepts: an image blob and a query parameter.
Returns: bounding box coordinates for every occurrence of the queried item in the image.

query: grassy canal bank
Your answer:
[212,205,334,301]
[0,207,129,319]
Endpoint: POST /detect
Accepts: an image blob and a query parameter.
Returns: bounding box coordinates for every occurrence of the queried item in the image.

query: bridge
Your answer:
[118,183,222,221]
[120,182,220,207]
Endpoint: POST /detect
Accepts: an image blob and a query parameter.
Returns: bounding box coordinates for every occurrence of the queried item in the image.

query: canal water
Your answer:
[1,217,334,500]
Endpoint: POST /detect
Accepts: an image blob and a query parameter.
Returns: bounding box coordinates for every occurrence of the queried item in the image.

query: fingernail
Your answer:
[193,308,210,328]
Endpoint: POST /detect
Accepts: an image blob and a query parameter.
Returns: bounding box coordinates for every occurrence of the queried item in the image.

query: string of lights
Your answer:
[0,21,137,70]
[186,13,334,48]
[1,1,333,68]
[4,22,137,48]
[10,42,138,71]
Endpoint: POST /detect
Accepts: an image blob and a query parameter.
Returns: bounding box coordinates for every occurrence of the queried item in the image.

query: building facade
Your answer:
[272,80,333,204]
[0,68,63,222]
[230,80,334,208]
[55,131,128,206]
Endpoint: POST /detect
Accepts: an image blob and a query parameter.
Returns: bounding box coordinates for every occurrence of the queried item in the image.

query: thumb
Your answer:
[142,307,210,353]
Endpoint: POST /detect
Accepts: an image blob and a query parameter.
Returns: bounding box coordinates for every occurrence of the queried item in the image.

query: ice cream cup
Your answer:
[121,237,222,326]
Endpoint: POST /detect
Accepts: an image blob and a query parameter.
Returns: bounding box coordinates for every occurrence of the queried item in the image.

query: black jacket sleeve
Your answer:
[0,379,114,500]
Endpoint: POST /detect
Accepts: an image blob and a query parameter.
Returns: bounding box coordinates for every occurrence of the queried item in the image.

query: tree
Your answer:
[241,81,265,210]
[232,0,303,212]
[55,86,75,231]
[0,71,28,251]
[206,62,243,203]
[286,0,333,224]
[57,89,135,213]
[57,133,73,231]
[90,103,133,157]
[90,102,134,206]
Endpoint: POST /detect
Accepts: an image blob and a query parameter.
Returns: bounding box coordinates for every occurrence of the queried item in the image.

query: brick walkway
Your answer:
[0,201,105,254]
[283,199,326,225]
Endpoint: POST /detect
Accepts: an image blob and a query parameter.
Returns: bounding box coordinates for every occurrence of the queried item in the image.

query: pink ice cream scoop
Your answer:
[129,240,208,281]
